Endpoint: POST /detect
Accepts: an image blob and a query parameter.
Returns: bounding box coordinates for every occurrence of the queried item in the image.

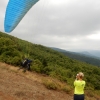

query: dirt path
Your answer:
[0,62,73,100]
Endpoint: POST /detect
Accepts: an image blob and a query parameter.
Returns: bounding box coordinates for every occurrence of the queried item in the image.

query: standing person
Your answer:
[26,59,32,71]
[74,72,86,100]
[20,58,32,71]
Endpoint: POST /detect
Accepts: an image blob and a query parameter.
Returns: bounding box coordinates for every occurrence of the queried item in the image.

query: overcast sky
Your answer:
[0,0,100,51]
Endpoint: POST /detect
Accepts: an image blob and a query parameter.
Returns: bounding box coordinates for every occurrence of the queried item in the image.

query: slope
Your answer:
[0,62,73,100]
[0,31,100,99]
[1,62,100,100]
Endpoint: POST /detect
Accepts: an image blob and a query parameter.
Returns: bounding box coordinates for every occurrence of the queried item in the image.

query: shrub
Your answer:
[62,85,71,93]
[42,79,60,90]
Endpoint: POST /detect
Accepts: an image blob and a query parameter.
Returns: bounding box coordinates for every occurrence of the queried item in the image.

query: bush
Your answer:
[31,59,43,73]
[43,79,60,90]
[0,50,21,65]
[62,85,71,93]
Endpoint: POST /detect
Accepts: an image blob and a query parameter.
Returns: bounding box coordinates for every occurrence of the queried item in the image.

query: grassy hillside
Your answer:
[0,62,73,100]
[0,31,100,98]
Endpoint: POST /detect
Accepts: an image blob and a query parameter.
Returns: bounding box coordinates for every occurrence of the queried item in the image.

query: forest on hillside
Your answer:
[51,47,100,67]
[61,51,100,67]
[0,31,100,97]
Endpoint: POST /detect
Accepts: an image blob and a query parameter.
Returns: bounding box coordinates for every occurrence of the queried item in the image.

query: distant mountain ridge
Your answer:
[51,47,100,67]
[83,50,100,58]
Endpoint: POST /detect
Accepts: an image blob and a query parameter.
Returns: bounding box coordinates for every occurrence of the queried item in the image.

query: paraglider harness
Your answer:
[21,58,32,71]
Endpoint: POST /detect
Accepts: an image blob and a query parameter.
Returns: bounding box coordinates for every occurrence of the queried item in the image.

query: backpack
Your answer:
[21,59,28,67]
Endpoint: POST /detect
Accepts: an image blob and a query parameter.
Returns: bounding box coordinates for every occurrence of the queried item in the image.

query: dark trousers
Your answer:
[26,63,30,70]
[74,94,84,100]
[20,63,30,71]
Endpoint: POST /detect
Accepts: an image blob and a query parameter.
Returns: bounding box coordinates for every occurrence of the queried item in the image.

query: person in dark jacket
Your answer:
[20,58,32,71]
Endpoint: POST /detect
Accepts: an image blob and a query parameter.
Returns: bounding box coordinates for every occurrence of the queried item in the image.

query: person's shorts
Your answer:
[74,94,84,100]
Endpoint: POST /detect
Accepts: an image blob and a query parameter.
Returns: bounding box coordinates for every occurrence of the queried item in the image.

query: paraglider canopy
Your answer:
[4,0,39,33]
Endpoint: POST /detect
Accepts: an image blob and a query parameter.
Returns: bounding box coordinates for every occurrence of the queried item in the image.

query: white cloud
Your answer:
[87,31,100,40]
